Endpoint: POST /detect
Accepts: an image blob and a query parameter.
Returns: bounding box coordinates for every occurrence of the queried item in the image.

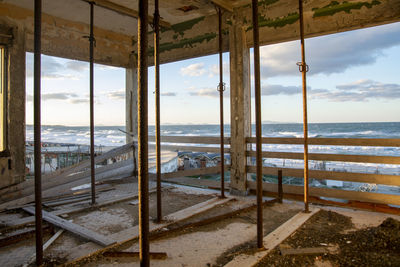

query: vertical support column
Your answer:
[89,1,96,206]
[126,54,138,144]
[229,13,251,196]
[154,0,162,223]
[2,24,26,189]
[298,0,310,213]
[218,7,225,199]
[137,0,149,265]
[252,0,264,249]
[33,0,43,265]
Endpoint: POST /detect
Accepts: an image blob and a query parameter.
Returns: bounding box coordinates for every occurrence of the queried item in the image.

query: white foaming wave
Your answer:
[276,131,303,138]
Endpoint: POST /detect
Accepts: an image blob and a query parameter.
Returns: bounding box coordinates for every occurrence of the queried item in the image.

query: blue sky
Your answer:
[26,22,400,126]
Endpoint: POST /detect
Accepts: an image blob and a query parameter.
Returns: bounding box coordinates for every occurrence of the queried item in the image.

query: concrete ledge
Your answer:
[224,207,320,267]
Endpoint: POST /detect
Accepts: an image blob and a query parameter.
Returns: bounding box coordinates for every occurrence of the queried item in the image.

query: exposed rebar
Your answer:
[138,0,149,265]
[89,1,96,206]
[252,0,264,249]
[218,7,225,198]
[34,0,43,265]
[298,0,310,213]
[154,0,162,223]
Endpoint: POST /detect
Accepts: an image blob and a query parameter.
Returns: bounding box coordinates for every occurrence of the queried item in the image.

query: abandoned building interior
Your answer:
[0,0,400,266]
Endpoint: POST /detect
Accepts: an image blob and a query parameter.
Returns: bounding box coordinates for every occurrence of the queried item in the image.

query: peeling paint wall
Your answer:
[1,0,399,67]
[0,3,133,68]
[153,0,400,64]
[0,18,25,188]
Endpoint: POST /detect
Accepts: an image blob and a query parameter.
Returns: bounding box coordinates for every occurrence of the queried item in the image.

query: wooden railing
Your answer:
[246,137,400,206]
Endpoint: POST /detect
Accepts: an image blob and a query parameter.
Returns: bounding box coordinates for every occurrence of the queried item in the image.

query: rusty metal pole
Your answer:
[278,169,283,203]
[298,0,310,213]
[217,7,225,198]
[252,0,263,249]
[89,1,96,205]
[154,0,162,223]
[34,0,43,265]
[138,0,149,265]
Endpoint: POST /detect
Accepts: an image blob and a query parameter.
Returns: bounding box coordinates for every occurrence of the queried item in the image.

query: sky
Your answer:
[26,22,400,126]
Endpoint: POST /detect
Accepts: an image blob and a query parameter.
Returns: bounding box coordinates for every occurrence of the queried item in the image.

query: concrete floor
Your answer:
[1,180,400,267]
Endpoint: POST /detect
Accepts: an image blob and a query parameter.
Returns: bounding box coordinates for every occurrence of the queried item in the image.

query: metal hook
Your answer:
[296,62,309,72]
[83,35,97,47]
[217,82,226,92]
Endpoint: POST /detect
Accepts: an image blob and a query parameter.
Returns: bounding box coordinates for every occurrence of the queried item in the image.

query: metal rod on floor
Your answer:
[89,1,96,206]
[34,0,43,265]
[217,7,225,198]
[154,0,162,223]
[298,0,310,213]
[138,0,149,265]
[252,0,263,249]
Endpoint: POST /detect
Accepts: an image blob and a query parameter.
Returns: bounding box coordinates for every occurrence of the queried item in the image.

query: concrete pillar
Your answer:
[0,21,26,188]
[125,53,138,144]
[229,13,251,195]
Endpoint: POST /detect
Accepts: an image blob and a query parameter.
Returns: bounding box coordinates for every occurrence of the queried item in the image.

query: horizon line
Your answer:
[26,121,400,127]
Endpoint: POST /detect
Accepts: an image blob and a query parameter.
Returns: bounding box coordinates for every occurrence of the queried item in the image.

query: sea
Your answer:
[26,122,400,147]
[25,122,400,198]
[26,122,400,176]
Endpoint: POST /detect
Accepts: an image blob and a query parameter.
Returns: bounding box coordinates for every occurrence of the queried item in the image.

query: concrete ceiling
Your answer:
[2,0,236,36]
[2,0,399,67]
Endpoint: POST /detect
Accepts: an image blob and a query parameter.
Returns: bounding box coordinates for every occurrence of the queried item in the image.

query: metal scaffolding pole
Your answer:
[217,7,225,198]
[252,0,263,249]
[34,0,43,265]
[138,0,149,265]
[298,0,310,213]
[89,1,96,205]
[154,0,162,223]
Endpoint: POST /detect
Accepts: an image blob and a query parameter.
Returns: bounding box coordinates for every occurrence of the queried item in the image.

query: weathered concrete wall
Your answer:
[0,18,25,188]
[0,2,133,67]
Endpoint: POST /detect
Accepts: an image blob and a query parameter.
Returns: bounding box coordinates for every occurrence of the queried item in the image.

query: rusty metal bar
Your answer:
[251,0,263,249]
[154,0,162,223]
[298,0,309,213]
[89,1,96,206]
[34,0,43,265]
[138,0,149,265]
[217,7,225,198]
[278,169,283,203]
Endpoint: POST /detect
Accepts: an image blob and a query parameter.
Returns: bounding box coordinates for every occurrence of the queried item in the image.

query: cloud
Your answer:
[161,92,177,96]
[66,61,88,72]
[187,79,400,102]
[188,84,302,98]
[189,87,221,98]
[259,22,400,77]
[310,79,400,102]
[208,63,229,77]
[26,54,80,80]
[180,63,206,77]
[261,84,300,95]
[107,90,125,100]
[69,98,89,104]
[26,92,79,102]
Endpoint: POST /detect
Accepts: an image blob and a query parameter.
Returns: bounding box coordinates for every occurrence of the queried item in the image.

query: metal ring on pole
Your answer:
[296,62,309,73]
[217,82,226,92]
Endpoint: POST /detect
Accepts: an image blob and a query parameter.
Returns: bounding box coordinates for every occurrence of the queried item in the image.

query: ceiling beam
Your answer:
[211,0,234,12]
[83,0,171,28]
